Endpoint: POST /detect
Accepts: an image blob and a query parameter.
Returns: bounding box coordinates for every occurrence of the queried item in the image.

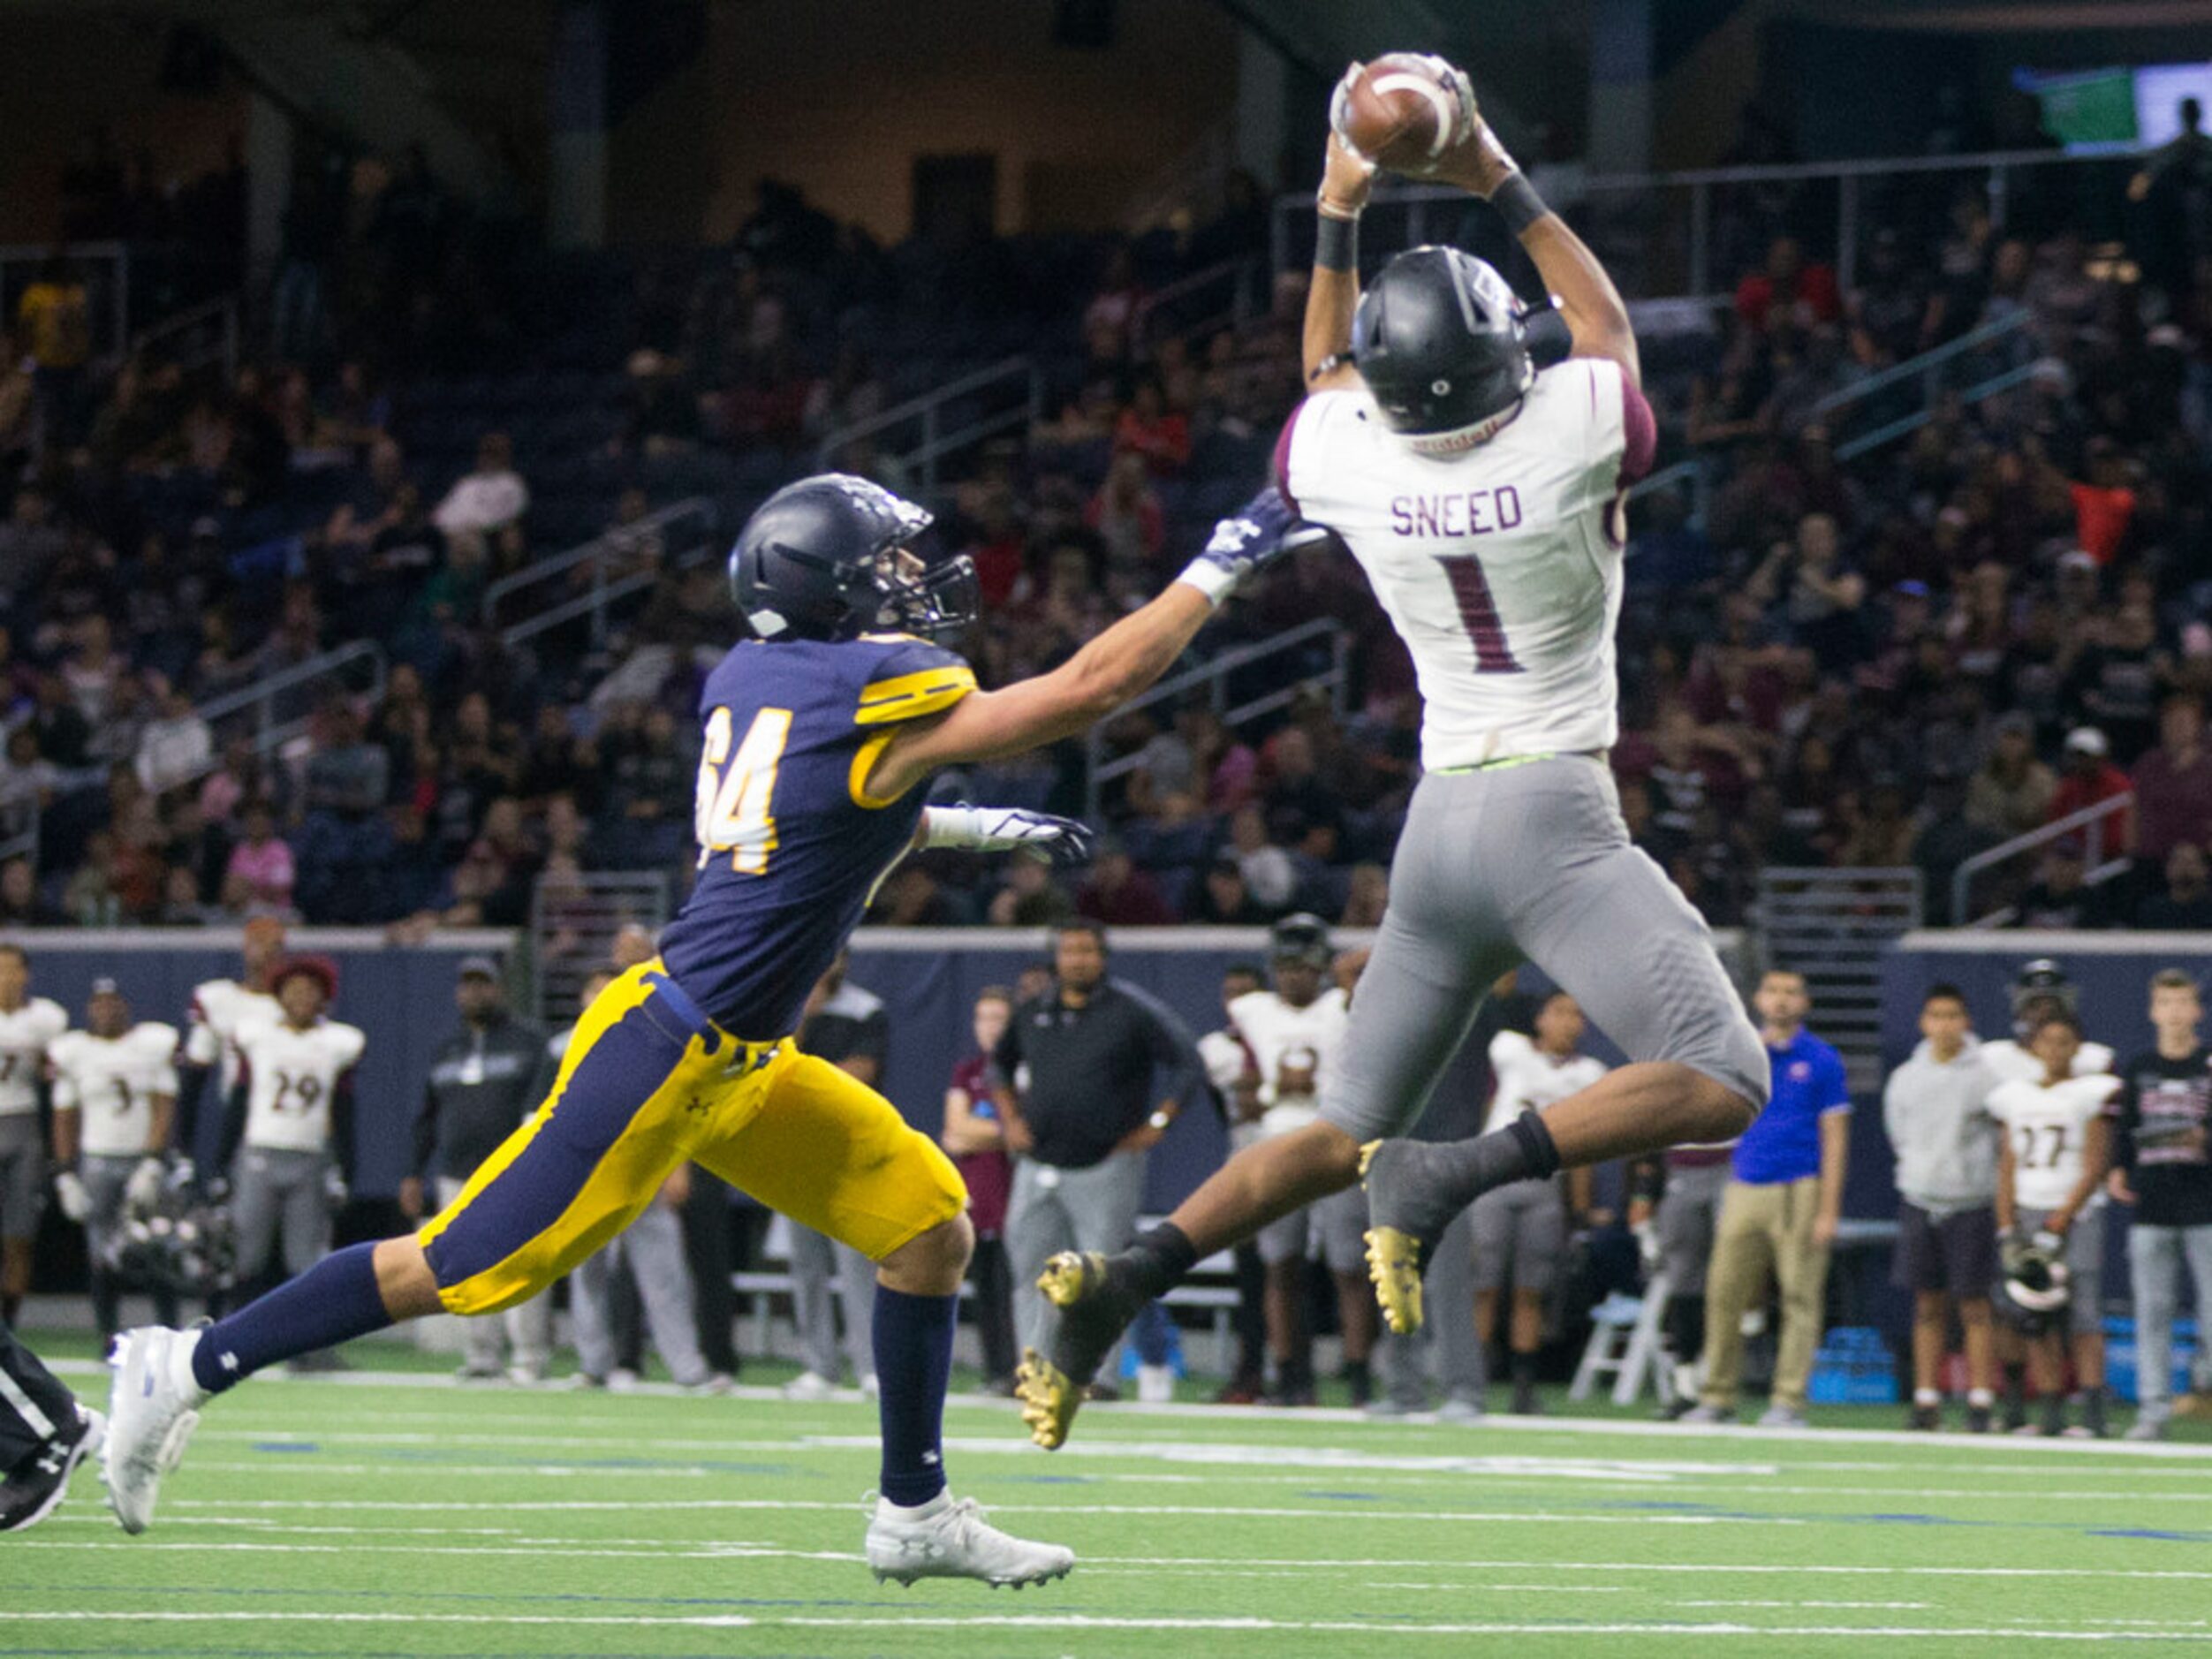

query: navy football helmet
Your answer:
[1269,912,1333,971]
[1352,246,1534,454]
[730,473,979,643]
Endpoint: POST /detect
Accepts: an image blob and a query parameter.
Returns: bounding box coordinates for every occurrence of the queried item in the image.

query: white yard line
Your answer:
[0,1611,2201,1640]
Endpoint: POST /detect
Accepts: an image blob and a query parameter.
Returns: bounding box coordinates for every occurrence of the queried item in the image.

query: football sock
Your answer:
[192,1242,392,1395]
[872,1285,956,1509]
[1511,1352,1538,1389]
[1663,1296,1705,1365]
[0,1292,18,1329]
[1122,1223,1199,1299]
[1914,1388,1941,1407]
[1431,1115,1562,1211]
[1966,1387,1995,1408]
[2081,1385,2108,1436]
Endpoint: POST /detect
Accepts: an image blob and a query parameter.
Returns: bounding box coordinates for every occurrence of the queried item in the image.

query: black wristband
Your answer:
[1315,211,1359,274]
[1493,172,1548,235]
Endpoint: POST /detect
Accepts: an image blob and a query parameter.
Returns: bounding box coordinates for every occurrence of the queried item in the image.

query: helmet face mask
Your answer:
[731,473,979,643]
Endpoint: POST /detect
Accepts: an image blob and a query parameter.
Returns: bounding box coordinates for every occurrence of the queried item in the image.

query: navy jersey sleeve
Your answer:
[854,637,977,728]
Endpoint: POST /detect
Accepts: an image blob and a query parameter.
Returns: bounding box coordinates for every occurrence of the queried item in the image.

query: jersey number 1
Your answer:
[695,706,793,875]
[1436,555,1523,674]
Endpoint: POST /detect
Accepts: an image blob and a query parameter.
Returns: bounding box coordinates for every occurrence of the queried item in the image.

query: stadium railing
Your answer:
[480,495,720,651]
[1269,145,2144,301]
[812,355,1045,498]
[1081,616,1351,819]
[1130,256,1264,355]
[191,638,389,772]
[128,292,240,382]
[1951,792,2136,929]
[1754,866,1925,1092]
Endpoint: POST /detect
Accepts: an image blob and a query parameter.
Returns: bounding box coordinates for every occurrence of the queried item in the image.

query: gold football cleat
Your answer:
[1365,1225,1426,1336]
[1015,1348,1080,1451]
[1038,1250,1107,1307]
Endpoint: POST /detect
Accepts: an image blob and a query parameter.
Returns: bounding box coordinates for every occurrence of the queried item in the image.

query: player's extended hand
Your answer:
[323,1166,350,1212]
[55,1168,89,1223]
[1318,125,1376,218]
[1182,488,1330,605]
[924,804,1095,867]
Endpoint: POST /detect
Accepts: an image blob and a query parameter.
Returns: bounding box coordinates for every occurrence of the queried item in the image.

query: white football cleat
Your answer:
[102,1326,209,1534]
[865,1491,1075,1588]
[781,1370,838,1401]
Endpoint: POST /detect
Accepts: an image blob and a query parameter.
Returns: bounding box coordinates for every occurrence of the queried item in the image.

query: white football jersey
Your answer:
[185,977,283,1095]
[1278,357,1641,769]
[234,1015,367,1155]
[0,996,67,1117]
[1228,987,1348,1138]
[1989,1072,2119,1211]
[1483,1030,1610,1135]
[1200,1026,1261,1151]
[1981,1037,2115,1088]
[51,1023,179,1157]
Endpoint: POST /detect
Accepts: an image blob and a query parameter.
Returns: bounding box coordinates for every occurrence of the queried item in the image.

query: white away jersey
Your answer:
[0,996,67,1117]
[1484,1031,1610,1135]
[51,1023,179,1156]
[1228,987,1348,1138]
[1981,1037,2115,1088]
[1277,357,1647,769]
[186,977,282,1094]
[234,1016,366,1155]
[1989,1072,2119,1210]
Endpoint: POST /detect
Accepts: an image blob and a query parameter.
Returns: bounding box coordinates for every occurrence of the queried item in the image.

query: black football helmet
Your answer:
[1352,246,1534,455]
[1995,1231,2070,1336]
[1269,912,1333,971]
[729,473,979,643]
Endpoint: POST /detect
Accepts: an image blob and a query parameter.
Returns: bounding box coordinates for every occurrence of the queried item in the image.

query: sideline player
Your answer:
[0,945,69,1327]
[1981,960,2114,1086]
[1990,1011,2117,1437]
[1228,914,1368,1405]
[175,918,287,1197]
[1019,71,1765,1448]
[221,958,365,1305]
[50,983,179,1346]
[1474,992,1607,1415]
[102,472,1313,1585]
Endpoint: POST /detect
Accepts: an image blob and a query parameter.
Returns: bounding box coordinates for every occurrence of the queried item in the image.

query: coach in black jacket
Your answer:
[399,956,555,1381]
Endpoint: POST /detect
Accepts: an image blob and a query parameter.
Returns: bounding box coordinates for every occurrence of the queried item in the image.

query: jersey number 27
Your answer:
[695,706,792,875]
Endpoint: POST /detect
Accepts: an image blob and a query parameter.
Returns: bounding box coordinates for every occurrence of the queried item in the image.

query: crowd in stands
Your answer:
[1,105,2208,940]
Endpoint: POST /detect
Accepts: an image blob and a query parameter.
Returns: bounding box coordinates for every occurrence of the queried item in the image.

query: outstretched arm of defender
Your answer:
[864,492,1313,799]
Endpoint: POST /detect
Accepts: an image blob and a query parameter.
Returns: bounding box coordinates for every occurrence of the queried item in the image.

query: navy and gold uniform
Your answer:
[417,634,973,1315]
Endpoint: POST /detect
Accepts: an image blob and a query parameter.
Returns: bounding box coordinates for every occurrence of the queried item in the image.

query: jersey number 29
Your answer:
[695,706,792,875]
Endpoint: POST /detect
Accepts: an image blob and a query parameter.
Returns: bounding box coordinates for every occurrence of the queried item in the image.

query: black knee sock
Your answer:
[1665,1296,1706,1365]
[1,1292,18,1329]
[89,1270,119,1344]
[1123,1223,1198,1299]
[1433,1116,1563,1212]
[2003,1361,2026,1405]
[1510,1352,1537,1388]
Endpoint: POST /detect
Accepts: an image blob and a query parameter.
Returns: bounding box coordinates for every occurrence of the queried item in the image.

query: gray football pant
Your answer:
[1006,1150,1148,1374]
[1657,1161,1733,1297]
[435,1176,553,1375]
[1320,761,1769,1145]
[566,1200,702,1385]
[231,1147,330,1282]
[1375,1208,1485,1405]
[2130,1223,2212,1412]
[0,1113,42,1241]
[788,1223,877,1383]
[80,1155,138,1280]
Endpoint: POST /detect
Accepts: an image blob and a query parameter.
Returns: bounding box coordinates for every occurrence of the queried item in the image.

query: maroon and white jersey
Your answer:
[233,1014,366,1155]
[51,1023,179,1157]
[185,977,282,1097]
[1276,357,1655,769]
[0,996,68,1118]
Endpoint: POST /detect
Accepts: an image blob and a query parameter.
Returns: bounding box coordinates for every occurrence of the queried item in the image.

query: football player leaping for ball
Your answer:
[1017,66,1770,1451]
[102,473,1320,1587]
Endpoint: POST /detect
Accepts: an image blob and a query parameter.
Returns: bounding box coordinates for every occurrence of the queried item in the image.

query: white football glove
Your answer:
[323,1166,350,1211]
[125,1156,166,1210]
[922,805,1095,867]
[55,1169,89,1223]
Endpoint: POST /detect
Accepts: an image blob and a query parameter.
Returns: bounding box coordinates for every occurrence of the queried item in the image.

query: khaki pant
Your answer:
[1700,1176,1830,1411]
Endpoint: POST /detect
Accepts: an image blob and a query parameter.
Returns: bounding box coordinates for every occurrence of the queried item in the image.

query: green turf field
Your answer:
[8,1334,2212,1656]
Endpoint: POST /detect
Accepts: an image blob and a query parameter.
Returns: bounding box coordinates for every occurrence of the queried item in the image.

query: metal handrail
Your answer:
[1951,792,2134,929]
[129,293,240,381]
[1833,362,2045,462]
[191,639,389,761]
[481,497,717,650]
[1809,310,2034,421]
[1132,257,1261,352]
[814,355,1042,496]
[1083,617,1350,817]
[1270,143,2143,299]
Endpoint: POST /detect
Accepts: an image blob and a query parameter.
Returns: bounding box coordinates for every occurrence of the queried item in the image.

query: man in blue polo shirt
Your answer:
[1684,969,1851,1428]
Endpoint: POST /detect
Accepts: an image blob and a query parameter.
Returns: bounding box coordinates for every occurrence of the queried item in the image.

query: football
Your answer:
[1330,52,1473,173]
